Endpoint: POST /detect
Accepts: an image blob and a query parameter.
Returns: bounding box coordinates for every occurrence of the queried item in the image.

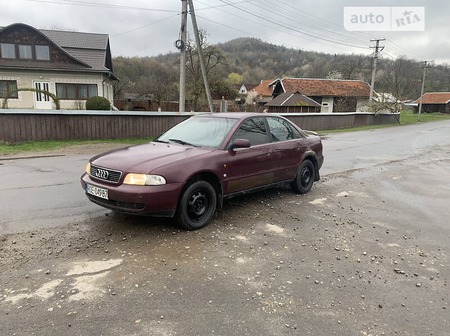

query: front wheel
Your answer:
[176,180,217,230]
[291,160,315,194]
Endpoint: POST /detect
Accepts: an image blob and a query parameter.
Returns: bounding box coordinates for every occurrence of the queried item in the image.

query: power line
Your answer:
[195,0,259,11]
[384,40,423,61]
[24,0,179,12]
[217,0,367,50]
[21,0,428,62]
[111,14,180,38]
[256,0,369,46]
[256,0,424,62]
[195,13,356,53]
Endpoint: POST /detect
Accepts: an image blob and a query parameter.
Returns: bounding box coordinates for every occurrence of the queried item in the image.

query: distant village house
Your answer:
[415,92,450,113]
[265,91,320,113]
[252,77,371,113]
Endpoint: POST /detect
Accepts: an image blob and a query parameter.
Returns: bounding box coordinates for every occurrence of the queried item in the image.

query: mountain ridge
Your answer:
[113,37,450,101]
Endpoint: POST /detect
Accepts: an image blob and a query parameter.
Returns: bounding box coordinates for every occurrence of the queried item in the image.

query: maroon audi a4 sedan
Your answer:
[81,113,324,230]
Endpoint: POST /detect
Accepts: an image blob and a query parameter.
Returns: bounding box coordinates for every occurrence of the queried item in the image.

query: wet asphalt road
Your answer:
[0,120,449,336]
[1,121,449,235]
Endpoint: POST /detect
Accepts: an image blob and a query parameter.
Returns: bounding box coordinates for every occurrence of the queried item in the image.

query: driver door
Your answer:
[224,117,274,194]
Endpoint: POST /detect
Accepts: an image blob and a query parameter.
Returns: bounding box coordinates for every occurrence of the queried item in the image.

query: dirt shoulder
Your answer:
[0,150,449,336]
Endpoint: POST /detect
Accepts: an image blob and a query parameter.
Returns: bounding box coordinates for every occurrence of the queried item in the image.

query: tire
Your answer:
[176,180,217,230]
[291,160,315,194]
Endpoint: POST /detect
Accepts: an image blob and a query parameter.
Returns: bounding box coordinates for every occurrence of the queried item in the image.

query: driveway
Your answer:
[1,121,449,336]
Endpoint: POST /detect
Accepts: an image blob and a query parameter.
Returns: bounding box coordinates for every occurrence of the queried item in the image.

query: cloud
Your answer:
[1,0,449,64]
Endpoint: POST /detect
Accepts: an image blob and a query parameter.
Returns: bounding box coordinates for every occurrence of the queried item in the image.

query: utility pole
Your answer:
[417,61,431,121]
[187,0,214,112]
[369,38,385,103]
[178,0,188,113]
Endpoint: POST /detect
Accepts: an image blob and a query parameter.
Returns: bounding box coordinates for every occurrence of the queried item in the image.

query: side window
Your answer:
[18,45,33,59]
[35,45,50,61]
[267,117,299,142]
[230,117,268,146]
[0,43,16,59]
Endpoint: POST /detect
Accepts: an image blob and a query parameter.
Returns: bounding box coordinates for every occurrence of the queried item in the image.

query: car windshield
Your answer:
[156,116,238,148]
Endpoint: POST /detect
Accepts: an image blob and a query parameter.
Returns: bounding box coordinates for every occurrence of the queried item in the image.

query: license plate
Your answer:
[86,184,108,200]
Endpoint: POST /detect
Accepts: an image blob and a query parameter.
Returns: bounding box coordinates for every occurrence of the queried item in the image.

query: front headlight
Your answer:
[85,162,91,175]
[123,173,166,186]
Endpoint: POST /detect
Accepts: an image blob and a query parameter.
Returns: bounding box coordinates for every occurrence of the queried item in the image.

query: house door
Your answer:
[33,81,53,109]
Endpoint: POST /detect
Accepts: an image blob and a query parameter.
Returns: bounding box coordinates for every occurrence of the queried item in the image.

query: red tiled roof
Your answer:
[252,78,371,98]
[281,78,370,97]
[416,92,450,104]
[251,79,274,97]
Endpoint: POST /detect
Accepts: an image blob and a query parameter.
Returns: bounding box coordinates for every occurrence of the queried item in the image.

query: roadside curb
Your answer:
[0,154,65,161]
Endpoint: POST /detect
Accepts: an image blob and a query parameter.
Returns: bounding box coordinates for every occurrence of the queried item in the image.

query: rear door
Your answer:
[266,116,306,182]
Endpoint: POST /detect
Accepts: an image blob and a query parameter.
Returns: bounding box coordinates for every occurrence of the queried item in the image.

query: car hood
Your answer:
[91,142,215,173]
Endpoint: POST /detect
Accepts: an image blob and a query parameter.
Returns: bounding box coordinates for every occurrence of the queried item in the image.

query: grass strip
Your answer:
[0,138,150,155]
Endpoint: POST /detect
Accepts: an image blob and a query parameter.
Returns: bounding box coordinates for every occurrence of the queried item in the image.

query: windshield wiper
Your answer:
[153,139,169,144]
[168,138,197,147]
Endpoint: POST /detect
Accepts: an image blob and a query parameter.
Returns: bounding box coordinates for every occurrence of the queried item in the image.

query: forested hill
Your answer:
[216,37,373,83]
[113,37,450,102]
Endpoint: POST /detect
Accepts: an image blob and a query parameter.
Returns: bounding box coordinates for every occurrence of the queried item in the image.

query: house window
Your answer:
[35,45,50,61]
[0,80,18,98]
[0,43,16,59]
[56,83,98,100]
[19,45,33,59]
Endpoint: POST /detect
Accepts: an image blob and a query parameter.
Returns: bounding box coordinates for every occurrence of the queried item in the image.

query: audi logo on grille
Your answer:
[94,168,109,180]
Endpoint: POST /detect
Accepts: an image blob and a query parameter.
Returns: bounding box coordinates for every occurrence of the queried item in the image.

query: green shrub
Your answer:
[85,96,111,110]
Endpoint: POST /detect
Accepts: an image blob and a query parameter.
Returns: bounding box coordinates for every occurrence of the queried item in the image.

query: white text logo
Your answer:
[344,7,425,31]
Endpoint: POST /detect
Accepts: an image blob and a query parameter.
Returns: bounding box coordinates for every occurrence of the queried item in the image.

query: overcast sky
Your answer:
[2,0,449,64]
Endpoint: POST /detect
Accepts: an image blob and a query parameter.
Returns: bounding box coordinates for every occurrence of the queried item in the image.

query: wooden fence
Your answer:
[0,110,400,143]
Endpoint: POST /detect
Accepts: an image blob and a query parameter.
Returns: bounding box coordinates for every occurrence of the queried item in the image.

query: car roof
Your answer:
[196,112,278,120]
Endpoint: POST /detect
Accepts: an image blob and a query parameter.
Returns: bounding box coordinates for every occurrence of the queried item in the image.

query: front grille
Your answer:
[90,164,122,183]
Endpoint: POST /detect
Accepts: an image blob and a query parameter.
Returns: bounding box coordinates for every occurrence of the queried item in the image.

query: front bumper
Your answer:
[81,173,182,217]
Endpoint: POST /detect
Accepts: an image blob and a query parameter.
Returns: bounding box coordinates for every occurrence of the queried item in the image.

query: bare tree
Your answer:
[113,57,178,109]
[380,57,422,101]
[143,65,177,108]
[339,56,361,80]
[185,30,230,110]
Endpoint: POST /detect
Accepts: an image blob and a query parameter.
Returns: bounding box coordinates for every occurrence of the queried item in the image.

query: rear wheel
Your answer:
[291,160,315,194]
[176,180,217,230]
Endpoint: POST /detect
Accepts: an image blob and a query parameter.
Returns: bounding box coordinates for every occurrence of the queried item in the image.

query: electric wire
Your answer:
[24,0,178,12]
[19,0,431,62]
[217,0,367,49]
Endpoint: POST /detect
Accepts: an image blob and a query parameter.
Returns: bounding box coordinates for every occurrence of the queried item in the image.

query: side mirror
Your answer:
[229,138,251,150]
